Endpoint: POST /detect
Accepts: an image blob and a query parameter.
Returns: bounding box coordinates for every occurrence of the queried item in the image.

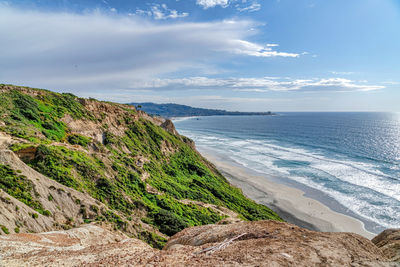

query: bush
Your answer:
[1,225,9,234]
[67,134,91,147]
[42,210,52,216]
[103,131,117,145]
[150,209,188,236]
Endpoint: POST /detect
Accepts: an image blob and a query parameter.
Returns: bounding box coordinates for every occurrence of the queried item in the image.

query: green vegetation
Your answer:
[29,145,100,190]
[14,227,20,233]
[0,88,94,142]
[10,143,35,152]
[0,164,44,214]
[26,143,225,235]
[138,230,167,249]
[0,225,9,234]
[0,84,282,247]
[67,134,92,147]
[42,210,52,216]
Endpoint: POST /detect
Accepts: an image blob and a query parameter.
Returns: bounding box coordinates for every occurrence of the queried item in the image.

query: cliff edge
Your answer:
[1,221,398,266]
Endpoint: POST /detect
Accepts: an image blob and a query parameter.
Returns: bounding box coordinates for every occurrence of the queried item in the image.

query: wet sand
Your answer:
[200,149,375,239]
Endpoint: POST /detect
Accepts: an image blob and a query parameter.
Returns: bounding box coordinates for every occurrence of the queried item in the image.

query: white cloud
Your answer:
[229,40,299,57]
[237,2,261,12]
[197,0,262,12]
[136,4,188,20]
[0,7,297,92]
[331,71,355,75]
[129,77,384,92]
[197,0,231,9]
[381,81,400,85]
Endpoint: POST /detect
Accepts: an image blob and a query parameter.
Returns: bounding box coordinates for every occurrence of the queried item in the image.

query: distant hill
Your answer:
[129,102,274,118]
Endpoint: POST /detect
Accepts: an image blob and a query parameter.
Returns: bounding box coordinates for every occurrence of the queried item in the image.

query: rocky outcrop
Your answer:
[0,224,154,267]
[160,119,179,136]
[62,98,138,142]
[1,220,397,267]
[372,229,400,262]
[14,146,37,161]
[164,220,389,266]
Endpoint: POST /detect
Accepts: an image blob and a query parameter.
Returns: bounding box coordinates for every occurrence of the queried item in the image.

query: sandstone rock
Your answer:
[372,229,400,262]
[163,220,390,266]
[14,146,37,161]
[0,224,155,267]
[1,220,395,266]
[161,119,179,135]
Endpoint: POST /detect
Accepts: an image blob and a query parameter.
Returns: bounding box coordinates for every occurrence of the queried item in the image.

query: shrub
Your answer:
[150,209,188,236]
[42,210,52,216]
[103,131,117,145]
[67,134,91,147]
[1,225,9,234]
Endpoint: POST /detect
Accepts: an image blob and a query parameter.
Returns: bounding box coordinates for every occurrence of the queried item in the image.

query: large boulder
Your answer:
[372,229,400,262]
[163,220,389,266]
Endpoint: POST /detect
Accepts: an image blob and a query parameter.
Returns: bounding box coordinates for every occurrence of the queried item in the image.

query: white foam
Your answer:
[179,130,400,229]
[171,116,198,123]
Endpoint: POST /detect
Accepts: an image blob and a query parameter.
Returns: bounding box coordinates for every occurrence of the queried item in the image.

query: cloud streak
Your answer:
[129,77,384,92]
[237,2,261,12]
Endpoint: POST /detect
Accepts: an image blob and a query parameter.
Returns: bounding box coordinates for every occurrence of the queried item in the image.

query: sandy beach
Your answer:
[199,149,376,239]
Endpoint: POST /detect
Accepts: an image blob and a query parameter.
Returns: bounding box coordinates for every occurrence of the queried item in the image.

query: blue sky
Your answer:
[1,0,399,111]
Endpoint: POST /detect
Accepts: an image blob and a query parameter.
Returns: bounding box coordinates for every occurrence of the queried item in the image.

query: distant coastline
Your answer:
[129,102,275,118]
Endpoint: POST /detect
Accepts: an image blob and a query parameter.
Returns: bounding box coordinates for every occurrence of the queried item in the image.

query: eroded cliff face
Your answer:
[0,221,398,267]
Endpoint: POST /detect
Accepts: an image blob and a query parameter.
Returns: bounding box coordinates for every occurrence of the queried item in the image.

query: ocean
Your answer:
[174,112,400,233]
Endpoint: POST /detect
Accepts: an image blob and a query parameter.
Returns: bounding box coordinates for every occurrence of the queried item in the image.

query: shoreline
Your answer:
[199,148,376,239]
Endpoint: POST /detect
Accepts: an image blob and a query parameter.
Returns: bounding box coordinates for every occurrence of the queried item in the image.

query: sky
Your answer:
[0,0,399,111]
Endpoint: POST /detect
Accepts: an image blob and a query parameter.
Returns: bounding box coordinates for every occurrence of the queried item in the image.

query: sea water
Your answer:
[174,113,400,233]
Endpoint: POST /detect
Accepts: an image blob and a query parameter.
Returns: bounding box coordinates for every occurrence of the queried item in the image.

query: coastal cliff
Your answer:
[0,84,398,266]
[0,84,280,247]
